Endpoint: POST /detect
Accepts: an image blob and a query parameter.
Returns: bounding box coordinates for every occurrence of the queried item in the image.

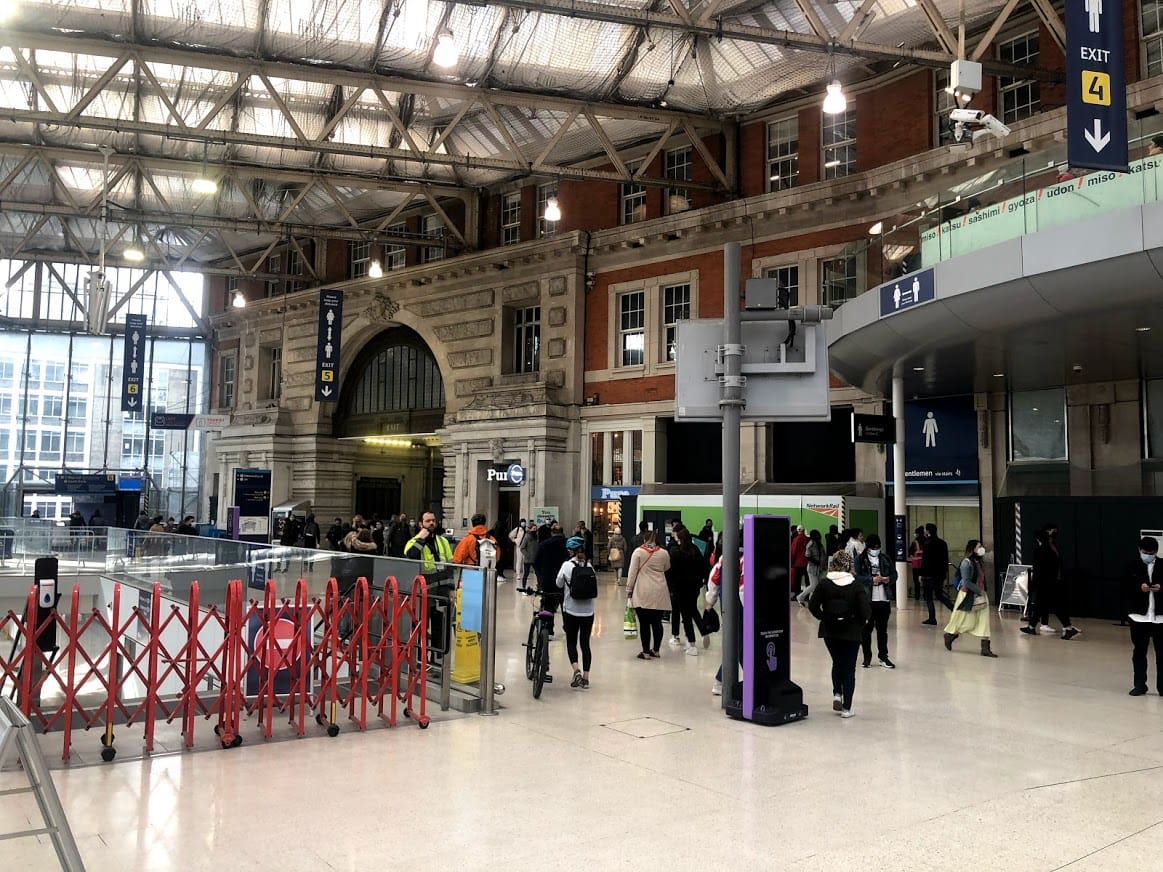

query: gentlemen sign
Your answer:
[851,413,896,444]
[315,289,343,402]
[121,314,146,412]
[1066,0,1128,172]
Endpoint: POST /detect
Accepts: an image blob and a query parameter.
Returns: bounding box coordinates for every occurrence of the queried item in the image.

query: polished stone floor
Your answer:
[3,574,1162,871]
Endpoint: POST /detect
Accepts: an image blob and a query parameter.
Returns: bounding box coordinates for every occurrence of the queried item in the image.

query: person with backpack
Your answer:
[855,534,897,669]
[809,550,872,718]
[556,535,598,689]
[626,529,671,660]
[943,539,998,657]
[300,513,321,549]
[453,513,498,567]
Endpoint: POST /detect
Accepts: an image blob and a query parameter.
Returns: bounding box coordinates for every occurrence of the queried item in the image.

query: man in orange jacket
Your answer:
[453,513,498,567]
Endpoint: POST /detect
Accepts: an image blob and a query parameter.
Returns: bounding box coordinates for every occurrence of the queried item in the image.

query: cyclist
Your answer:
[556,535,598,689]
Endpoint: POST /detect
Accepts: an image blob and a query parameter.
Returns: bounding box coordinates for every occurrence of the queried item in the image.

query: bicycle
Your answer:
[522,589,560,699]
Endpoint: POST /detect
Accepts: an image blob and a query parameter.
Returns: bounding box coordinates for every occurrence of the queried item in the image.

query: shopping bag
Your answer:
[701,607,720,634]
[623,604,638,639]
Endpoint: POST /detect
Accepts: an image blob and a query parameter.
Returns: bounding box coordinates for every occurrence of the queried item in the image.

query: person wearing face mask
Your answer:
[942,540,998,657]
[919,523,954,626]
[1020,524,1081,640]
[1126,536,1163,696]
[855,534,897,668]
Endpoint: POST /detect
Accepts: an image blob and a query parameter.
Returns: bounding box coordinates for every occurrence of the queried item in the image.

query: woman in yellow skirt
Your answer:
[943,539,998,658]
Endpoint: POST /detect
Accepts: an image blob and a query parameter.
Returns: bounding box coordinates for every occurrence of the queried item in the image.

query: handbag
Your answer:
[608,546,623,563]
[623,603,638,639]
[701,607,720,633]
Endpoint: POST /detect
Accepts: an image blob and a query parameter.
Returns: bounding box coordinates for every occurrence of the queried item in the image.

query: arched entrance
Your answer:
[336,326,446,520]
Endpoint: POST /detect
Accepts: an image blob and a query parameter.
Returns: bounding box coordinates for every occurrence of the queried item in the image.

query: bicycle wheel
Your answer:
[525,618,537,680]
[531,626,549,699]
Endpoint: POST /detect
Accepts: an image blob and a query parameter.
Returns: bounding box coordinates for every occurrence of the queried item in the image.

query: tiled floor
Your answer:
[3,575,1163,871]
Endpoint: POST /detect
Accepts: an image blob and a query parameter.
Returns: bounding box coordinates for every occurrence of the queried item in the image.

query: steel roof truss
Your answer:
[792,0,832,41]
[584,109,631,179]
[286,236,317,280]
[970,0,1023,62]
[1029,0,1066,54]
[65,52,133,121]
[258,73,312,143]
[373,191,418,233]
[372,87,425,157]
[422,190,467,249]
[681,118,731,191]
[915,0,959,56]
[532,106,582,169]
[839,0,878,44]
[157,268,211,336]
[13,48,61,114]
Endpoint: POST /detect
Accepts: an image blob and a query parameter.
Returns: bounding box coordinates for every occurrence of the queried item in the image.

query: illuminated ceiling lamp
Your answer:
[192,141,218,194]
[433,31,458,68]
[368,259,384,278]
[231,289,246,308]
[822,79,847,115]
[123,229,145,262]
[543,197,561,223]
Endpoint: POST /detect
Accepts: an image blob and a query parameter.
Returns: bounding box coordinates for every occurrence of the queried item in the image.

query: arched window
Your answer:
[336,327,445,438]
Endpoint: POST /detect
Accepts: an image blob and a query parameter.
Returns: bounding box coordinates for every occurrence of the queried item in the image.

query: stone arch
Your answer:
[335,325,446,438]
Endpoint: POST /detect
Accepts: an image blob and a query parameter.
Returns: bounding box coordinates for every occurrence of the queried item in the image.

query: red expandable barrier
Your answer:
[0,572,432,761]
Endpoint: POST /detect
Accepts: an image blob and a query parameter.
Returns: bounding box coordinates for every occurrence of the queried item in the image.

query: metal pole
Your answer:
[892,374,908,610]
[720,242,744,709]
[478,549,499,715]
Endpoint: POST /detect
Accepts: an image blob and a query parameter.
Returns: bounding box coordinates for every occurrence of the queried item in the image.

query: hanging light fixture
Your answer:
[192,141,218,194]
[822,79,847,115]
[543,197,561,223]
[433,31,458,68]
[368,259,384,278]
[123,229,145,262]
[231,289,246,308]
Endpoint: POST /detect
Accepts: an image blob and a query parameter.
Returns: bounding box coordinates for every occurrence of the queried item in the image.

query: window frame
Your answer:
[350,240,371,279]
[421,214,445,263]
[821,108,856,180]
[537,182,558,238]
[1009,387,1068,462]
[818,253,862,308]
[661,282,691,362]
[601,270,700,376]
[766,116,799,192]
[217,351,236,410]
[764,265,800,308]
[997,30,1041,124]
[620,160,647,225]
[385,222,407,271]
[1144,0,1163,77]
[664,147,692,215]
[500,192,521,246]
[511,304,541,373]
[933,68,958,146]
[617,290,646,367]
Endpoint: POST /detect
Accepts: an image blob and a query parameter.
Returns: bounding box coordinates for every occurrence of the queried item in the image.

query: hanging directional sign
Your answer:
[1066,0,1128,172]
[315,289,343,402]
[121,314,147,412]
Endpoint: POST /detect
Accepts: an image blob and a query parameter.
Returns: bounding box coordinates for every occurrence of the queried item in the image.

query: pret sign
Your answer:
[1066,0,1128,172]
[315,289,343,402]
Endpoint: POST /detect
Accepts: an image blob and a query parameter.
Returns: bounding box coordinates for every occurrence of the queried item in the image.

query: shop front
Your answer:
[590,484,640,568]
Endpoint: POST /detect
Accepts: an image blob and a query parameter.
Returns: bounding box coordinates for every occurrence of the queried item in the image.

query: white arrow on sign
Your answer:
[1084,118,1110,153]
[327,327,332,341]
[320,386,332,397]
[127,398,137,407]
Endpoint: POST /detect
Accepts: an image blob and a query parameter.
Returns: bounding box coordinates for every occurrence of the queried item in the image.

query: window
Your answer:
[287,246,305,293]
[618,291,645,366]
[662,283,691,361]
[67,397,87,422]
[664,147,692,215]
[765,265,800,307]
[934,68,958,146]
[820,255,859,307]
[217,352,236,409]
[421,214,444,263]
[264,347,282,401]
[0,361,14,385]
[68,363,89,387]
[631,430,642,484]
[350,241,371,279]
[1011,388,1066,461]
[611,431,624,485]
[65,431,85,463]
[39,430,61,462]
[267,253,281,298]
[1145,0,1163,77]
[590,432,604,486]
[621,161,646,225]
[44,364,65,388]
[537,183,558,238]
[40,396,63,420]
[500,193,521,245]
[0,431,9,455]
[385,223,407,271]
[225,276,239,309]
[998,31,1040,124]
[821,109,856,179]
[0,395,11,417]
[767,117,799,191]
[511,306,540,373]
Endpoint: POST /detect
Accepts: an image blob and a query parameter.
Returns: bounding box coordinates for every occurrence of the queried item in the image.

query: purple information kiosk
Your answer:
[724,514,809,726]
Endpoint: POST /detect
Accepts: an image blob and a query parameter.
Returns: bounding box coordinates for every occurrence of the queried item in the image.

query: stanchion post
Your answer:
[720,241,744,710]
[479,550,498,716]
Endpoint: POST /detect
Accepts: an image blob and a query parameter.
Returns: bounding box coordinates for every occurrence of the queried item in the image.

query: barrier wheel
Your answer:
[403,707,411,719]
[221,735,243,749]
[418,717,430,729]
[100,732,114,747]
[213,724,222,736]
[327,724,340,738]
[315,714,326,726]
[100,746,116,762]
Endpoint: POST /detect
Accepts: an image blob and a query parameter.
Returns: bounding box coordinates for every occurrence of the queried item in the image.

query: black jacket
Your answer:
[666,545,708,593]
[920,534,949,578]
[1030,541,1062,598]
[1126,558,1163,617]
[533,534,569,591]
[809,576,872,643]
[854,551,897,605]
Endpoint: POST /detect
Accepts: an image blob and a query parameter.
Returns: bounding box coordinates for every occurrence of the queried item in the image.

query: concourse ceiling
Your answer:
[0,0,1057,278]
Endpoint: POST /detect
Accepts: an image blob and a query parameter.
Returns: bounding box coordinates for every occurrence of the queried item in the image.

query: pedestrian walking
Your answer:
[943,540,998,657]
[809,550,872,718]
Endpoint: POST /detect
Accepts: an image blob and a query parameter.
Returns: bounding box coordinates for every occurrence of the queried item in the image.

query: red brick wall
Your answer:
[1038,24,1067,110]
[858,72,932,167]
[740,122,766,198]
[798,106,820,184]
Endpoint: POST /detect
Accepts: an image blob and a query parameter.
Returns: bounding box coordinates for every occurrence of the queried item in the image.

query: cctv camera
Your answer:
[950,108,984,125]
[949,108,1011,144]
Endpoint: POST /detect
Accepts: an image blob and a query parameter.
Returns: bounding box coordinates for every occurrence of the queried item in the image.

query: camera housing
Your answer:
[949,108,1012,144]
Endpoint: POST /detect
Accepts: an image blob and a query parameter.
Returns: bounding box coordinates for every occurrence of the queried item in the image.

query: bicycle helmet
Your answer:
[566,535,586,551]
